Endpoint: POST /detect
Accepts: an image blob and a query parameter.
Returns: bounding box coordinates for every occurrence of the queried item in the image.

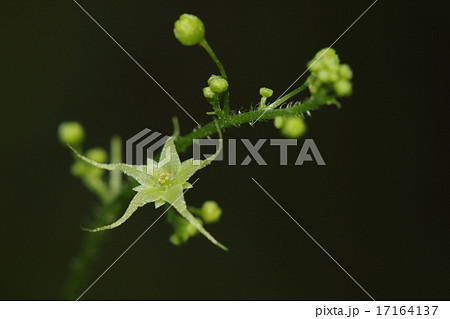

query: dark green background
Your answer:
[1,0,449,300]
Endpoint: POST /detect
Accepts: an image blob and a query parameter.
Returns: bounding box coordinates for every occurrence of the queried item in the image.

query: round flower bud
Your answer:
[328,64,339,74]
[308,77,320,94]
[182,218,201,237]
[308,48,340,72]
[173,14,205,46]
[273,116,285,129]
[317,70,331,82]
[73,148,108,179]
[199,200,222,224]
[321,55,339,69]
[281,117,307,138]
[70,161,86,177]
[86,148,108,163]
[203,86,216,99]
[259,87,273,98]
[207,74,219,86]
[339,64,353,80]
[309,60,323,73]
[169,234,182,246]
[58,121,85,145]
[334,80,352,97]
[208,76,228,93]
[317,48,339,62]
[329,72,339,82]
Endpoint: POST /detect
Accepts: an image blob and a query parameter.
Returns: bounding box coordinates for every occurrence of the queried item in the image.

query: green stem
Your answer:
[209,97,224,118]
[268,82,309,109]
[200,39,227,80]
[176,89,328,152]
[200,39,230,115]
[223,93,230,116]
[60,183,136,300]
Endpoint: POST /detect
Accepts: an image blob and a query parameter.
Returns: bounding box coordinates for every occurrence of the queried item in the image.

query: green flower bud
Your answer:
[58,121,85,146]
[203,86,216,99]
[321,55,339,69]
[199,200,222,224]
[167,210,202,246]
[317,70,330,82]
[274,116,285,129]
[259,87,273,98]
[173,14,205,46]
[307,48,353,99]
[329,72,339,82]
[328,64,339,73]
[207,74,219,86]
[280,117,307,138]
[258,87,274,108]
[309,48,337,69]
[317,48,339,62]
[182,218,201,236]
[71,148,108,179]
[309,60,322,73]
[71,160,103,179]
[85,148,108,163]
[339,64,353,80]
[317,47,336,56]
[334,80,352,97]
[70,161,86,177]
[169,234,182,246]
[307,76,320,95]
[208,75,228,93]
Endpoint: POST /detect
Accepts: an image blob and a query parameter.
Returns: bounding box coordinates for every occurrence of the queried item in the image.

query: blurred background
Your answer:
[1,0,449,300]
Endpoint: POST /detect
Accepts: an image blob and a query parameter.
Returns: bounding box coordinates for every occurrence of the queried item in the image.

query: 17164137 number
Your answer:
[377,306,438,316]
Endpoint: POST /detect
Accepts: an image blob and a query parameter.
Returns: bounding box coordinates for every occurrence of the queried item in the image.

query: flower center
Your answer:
[158,172,170,184]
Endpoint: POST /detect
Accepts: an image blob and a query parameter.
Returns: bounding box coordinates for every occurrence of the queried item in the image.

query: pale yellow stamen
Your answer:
[158,172,170,184]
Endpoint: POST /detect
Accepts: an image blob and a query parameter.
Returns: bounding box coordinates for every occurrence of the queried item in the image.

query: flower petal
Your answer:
[175,137,222,184]
[158,137,181,172]
[154,200,165,209]
[82,187,159,232]
[164,184,228,251]
[69,145,156,185]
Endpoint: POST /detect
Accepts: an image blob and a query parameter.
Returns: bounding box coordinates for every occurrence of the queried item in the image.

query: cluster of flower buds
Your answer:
[58,121,108,184]
[168,200,223,246]
[307,48,353,97]
[274,116,307,138]
[167,211,202,246]
[203,74,229,100]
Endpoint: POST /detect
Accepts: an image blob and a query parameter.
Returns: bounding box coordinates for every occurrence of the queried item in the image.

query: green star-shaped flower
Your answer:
[70,134,227,251]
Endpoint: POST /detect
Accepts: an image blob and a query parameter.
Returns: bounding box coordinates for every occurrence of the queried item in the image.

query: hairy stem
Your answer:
[268,82,309,109]
[176,88,327,152]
